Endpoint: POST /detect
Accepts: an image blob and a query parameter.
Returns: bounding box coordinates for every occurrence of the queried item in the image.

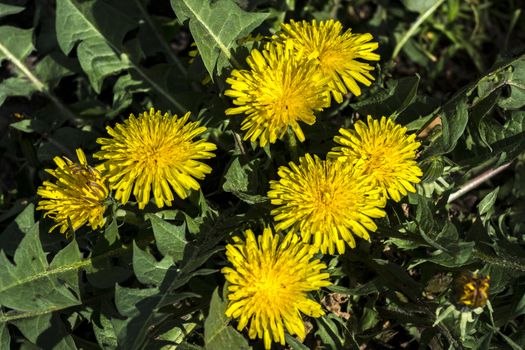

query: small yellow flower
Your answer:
[328,116,423,202]
[37,149,109,235]
[222,227,331,349]
[276,19,380,103]
[95,108,216,209]
[225,41,330,147]
[268,154,386,254]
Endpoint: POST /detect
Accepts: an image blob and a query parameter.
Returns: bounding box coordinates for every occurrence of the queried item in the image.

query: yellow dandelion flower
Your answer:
[276,19,380,103]
[95,108,217,209]
[222,227,331,349]
[225,41,330,147]
[268,154,386,254]
[328,116,423,202]
[37,149,109,235]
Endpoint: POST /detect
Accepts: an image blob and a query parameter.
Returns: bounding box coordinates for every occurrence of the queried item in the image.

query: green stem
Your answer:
[391,0,446,61]
[287,128,299,162]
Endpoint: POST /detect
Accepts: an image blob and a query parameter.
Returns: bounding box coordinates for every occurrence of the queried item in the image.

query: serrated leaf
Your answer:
[146,214,187,262]
[0,223,80,313]
[55,0,135,92]
[204,287,250,350]
[171,0,269,77]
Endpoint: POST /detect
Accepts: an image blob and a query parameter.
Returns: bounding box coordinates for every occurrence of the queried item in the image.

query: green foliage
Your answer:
[170,0,269,77]
[1,0,525,349]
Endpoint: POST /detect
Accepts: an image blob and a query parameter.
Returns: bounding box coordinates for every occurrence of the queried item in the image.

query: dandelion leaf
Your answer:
[204,287,250,350]
[171,0,269,77]
[55,0,137,92]
[0,222,80,314]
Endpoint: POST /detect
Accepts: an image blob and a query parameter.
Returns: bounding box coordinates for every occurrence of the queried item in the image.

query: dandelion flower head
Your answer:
[225,41,330,147]
[328,116,422,202]
[222,227,331,349]
[268,154,386,254]
[95,108,216,209]
[37,149,109,235]
[276,19,380,103]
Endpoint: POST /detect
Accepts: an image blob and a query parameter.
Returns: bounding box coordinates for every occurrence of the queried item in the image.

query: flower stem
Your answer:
[287,128,299,162]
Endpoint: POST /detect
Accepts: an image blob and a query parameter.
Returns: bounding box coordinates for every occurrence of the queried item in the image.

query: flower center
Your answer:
[252,267,292,307]
[311,180,358,221]
[132,137,189,171]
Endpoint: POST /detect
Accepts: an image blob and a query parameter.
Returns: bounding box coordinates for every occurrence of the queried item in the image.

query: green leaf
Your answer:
[55,0,135,92]
[0,77,36,105]
[10,118,49,134]
[349,75,420,118]
[479,111,525,149]
[146,214,187,262]
[316,315,345,349]
[113,283,199,349]
[285,334,310,350]
[222,157,266,204]
[92,311,118,350]
[132,241,175,286]
[0,3,25,18]
[427,95,469,155]
[112,74,149,114]
[171,0,269,77]
[11,314,77,350]
[0,223,80,314]
[498,57,525,110]
[401,0,435,13]
[204,287,250,350]
[113,229,219,349]
[478,187,499,217]
[86,222,132,289]
[33,53,76,88]
[0,26,33,63]
[0,323,10,349]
